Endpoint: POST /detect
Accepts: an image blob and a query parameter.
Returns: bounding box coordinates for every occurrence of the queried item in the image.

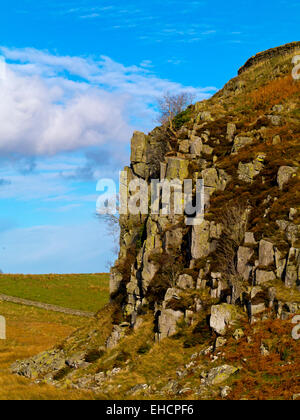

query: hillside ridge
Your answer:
[238,41,300,74]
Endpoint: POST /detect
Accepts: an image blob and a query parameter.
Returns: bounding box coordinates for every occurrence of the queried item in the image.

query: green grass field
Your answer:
[0,274,110,313]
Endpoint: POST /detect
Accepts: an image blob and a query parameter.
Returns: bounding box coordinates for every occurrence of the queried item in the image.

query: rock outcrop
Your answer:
[210,304,242,336]
[238,41,300,74]
[108,42,300,342]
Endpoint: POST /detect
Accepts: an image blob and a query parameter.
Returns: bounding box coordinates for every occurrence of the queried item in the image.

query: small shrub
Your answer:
[137,344,152,355]
[279,348,290,362]
[113,350,131,368]
[111,305,125,325]
[85,349,105,363]
[53,366,72,381]
[135,225,146,251]
[183,336,202,348]
[173,107,192,130]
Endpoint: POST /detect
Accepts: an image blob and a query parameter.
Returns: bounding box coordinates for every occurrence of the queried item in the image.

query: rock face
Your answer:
[285,248,300,288]
[237,246,254,280]
[232,136,253,154]
[177,274,194,289]
[244,232,257,246]
[110,268,123,297]
[11,350,66,380]
[191,222,212,259]
[108,43,299,342]
[256,270,276,285]
[202,168,230,194]
[238,155,265,183]
[210,304,242,336]
[166,157,190,181]
[277,166,297,190]
[106,325,126,350]
[259,240,275,267]
[131,131,148,178]
[204,365,239,386]
[156,309,183,340]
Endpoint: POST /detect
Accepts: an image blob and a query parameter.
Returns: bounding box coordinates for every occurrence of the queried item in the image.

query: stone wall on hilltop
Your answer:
[238,41,300,75]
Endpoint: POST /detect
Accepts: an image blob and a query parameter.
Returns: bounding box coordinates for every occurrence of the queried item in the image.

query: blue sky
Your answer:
[0,0,298,274]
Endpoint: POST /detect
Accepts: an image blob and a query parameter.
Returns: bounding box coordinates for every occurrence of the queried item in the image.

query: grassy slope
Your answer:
[55,307,300,400]
[0,274,109,313]
[0,301,96,400]
[2,303,297,400]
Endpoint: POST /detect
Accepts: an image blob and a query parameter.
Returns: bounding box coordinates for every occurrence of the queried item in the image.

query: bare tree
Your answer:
[157,91,195,129]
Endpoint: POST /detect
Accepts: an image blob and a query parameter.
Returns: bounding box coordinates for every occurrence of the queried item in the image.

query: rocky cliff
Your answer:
[111,41,300,341]
[12,42,300,400]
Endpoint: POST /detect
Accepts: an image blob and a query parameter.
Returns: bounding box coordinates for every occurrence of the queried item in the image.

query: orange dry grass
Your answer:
[223,318,300,400]
[0,301,95,400]
[249,75,300,111]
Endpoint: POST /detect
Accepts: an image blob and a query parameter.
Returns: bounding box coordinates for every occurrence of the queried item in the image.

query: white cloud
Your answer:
[0,171,69,201]
[0,221,112,274]
[0,152,120,204]
[79,13,100,19]
[0,47,216,157]
[0,61,131,156]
